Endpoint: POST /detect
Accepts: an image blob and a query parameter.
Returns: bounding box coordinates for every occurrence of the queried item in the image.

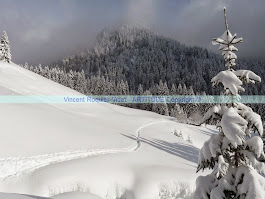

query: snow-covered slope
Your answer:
[0,61,166,157]
[0,61,217,199]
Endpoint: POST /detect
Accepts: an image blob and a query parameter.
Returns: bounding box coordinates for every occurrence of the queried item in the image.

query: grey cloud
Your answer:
[1,0,264,65]
[169,0,265,59]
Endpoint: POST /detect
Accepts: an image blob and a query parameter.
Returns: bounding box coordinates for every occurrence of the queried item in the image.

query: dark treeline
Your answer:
[21,25,265,121]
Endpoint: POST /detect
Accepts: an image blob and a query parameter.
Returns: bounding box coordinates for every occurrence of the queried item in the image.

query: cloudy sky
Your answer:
[0,0,264,65]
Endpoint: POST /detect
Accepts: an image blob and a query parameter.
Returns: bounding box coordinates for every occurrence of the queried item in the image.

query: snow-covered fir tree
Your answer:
[67,69,75,89]
[137,84,143,96]
[74,70,87,94]
[177,84,183,95]
[152,80,169,116]
[141,90,152,111]
[24,62,29,70]
[194,8,265,199]
[170,84,177,95]
[0,31,11,63]
[186,135,192,144]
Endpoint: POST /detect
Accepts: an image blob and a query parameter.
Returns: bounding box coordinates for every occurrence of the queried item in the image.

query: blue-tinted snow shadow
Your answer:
[194,125,218,136]
[196,129,216,136]
[22,194,51,199]
[122,134,199,164]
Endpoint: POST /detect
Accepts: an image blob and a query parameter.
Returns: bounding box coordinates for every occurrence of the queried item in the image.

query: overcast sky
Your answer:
[0,0,264,65]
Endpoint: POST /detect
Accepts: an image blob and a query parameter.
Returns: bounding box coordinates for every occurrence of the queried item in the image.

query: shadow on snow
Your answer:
[122,134,199,164]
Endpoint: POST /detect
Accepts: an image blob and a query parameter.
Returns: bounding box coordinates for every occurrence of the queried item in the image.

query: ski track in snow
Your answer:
[0,120,167,180]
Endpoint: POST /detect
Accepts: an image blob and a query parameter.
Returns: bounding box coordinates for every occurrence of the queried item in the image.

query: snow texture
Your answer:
[211,166,265,199]
[221,107,248,147]
[236,103,263,136]
[233,70,261,84]
[200,105,222,125]
[0,61,218,199]
[211,70,244,95]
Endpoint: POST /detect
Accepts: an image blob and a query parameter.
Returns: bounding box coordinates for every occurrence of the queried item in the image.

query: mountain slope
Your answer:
[0,61,217,199]
[51,25,265,96]
[0,61,167,157]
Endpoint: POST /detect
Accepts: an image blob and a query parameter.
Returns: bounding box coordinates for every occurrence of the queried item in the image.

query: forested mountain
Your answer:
[49,25,265,95]
[22,25,265,120]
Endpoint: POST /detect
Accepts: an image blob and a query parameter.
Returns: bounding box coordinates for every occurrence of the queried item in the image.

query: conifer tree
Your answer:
[152,80,169,116]
[137,84,143,96]
[67,69,75,89]
[186,135,192,144]
[0,31,11,63]
[195,8,265,199]
[37,64,43,75]
[170,84,177,95]
[169,84,177,111]
[50,68,59,83]
[29,65,34,71]
[182,84,188,95]
[58,69,68,86]
[177,84,183,95]
[78,70,87,94]
[24,62,29,70]
[137,84,144,109]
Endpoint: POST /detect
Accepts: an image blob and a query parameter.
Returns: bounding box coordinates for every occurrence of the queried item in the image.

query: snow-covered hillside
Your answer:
[0,61,217,199]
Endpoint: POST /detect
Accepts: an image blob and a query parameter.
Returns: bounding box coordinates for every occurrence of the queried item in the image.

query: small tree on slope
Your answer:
[194,8,265,199]
[0,31,11,63]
